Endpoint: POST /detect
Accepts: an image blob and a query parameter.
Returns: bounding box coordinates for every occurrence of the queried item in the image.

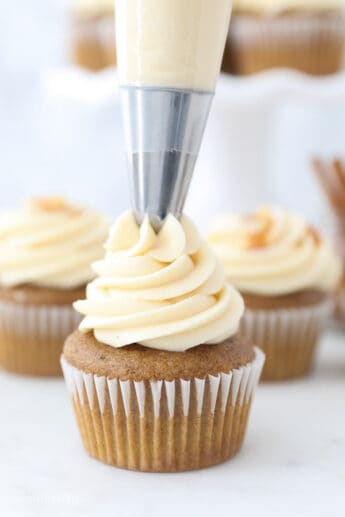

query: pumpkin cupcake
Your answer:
[0,197,108,376]
[208,207,342,381]
[61,212,265,472]
[223,0,345,76]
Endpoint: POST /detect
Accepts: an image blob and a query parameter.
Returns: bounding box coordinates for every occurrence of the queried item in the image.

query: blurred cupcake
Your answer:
[313,158,345,322]
[61,212,264,472]
[223,0,345,76]
[0,197,108,376]
[70,0,116,71]
[208,207,341,381]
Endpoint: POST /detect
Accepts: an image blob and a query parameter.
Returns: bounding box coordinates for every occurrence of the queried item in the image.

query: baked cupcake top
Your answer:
[0,197,108,289]
[75,211,244,352]
[207,207,342,297]
[232,0,345,14]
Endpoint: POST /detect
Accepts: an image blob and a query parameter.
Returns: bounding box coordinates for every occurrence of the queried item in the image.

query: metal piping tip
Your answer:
[121,86,213,231]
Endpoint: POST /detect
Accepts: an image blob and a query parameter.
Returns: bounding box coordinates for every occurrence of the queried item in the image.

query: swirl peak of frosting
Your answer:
[0,197,108,289]
[208,206,342,296]
[75,211,244,352]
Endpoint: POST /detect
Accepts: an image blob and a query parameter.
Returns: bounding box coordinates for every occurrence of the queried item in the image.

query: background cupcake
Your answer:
[0,196,108,376]
[208,206,342,381]
[222,0,345,76]
[314,157,345,323]
[61,211,264,472]
[70,0,116,71]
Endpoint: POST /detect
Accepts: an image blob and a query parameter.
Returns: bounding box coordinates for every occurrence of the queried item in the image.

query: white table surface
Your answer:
[1,330,344,517]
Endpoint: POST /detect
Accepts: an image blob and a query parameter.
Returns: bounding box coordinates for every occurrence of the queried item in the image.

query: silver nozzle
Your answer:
[121,86,213,231]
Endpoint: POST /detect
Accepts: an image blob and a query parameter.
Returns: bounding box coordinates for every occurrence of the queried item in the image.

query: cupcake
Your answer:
[313,158,345,323]
[61,212,265,472]
[208,207,342,381]
[70,0,116,71]
[222,0,345,76]
[0,197,108,376]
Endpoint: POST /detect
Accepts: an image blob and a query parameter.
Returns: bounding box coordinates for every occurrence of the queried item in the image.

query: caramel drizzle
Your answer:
[242,208,273,249]
[28,197,82,216]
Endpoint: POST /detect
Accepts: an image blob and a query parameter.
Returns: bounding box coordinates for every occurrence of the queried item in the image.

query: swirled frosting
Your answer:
[75,212,244,352]
[0,197,108,289]
[233,0,345,13]
[208,207,342,296]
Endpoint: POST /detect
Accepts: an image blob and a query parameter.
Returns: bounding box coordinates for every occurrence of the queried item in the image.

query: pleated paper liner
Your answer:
[61,348,265,472]
[239,300,333,382]
[227,14,345,76]
[0,302,81,376]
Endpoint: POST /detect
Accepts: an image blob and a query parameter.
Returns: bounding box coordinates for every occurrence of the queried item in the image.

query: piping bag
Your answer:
[116,0,232,230]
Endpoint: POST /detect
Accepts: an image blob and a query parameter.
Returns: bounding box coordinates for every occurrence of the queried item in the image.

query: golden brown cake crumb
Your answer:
[64,331,255,381]
[242,289,328,310]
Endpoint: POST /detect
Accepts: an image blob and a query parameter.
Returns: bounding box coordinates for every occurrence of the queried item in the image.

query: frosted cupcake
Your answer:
[0,197,108,376]
[70,0,116,71]
[61,212,265,472]
[223,0,345,76]
[208,207,342,381]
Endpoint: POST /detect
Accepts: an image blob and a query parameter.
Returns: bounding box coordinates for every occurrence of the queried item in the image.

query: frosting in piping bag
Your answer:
[75,212,244,352]
[116,0,233,90]
[0,197,108,289]
[208,207,342,297]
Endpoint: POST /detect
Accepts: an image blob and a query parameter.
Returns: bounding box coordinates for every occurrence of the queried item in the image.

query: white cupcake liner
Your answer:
[61,348,264,471]
[0,300,81,376]
[239,300,333,380]
[61,347,264,417]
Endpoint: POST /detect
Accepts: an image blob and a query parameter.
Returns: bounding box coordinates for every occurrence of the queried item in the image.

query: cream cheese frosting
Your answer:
[0,197,108,289]
[208,207,342,297]
[233,0,345,13]
[116,0,232,90]
[75,211,244,352]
